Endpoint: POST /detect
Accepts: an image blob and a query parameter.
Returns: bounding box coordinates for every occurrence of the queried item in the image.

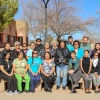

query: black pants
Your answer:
[41,73,54,89]
[0,74,18,92]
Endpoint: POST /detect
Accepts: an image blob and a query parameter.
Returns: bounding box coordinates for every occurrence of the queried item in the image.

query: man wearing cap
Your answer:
[66,36,74,52]
[35,38,44,53]
[10,41,26,61]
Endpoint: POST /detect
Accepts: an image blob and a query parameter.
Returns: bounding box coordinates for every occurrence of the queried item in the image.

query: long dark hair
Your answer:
[95,43,100,51]
[58,41,66,48]
[32,50,38,64]
[17,51,23,57]
[73,40,80,48]
[44,52,52,59]
[3,52,11,60]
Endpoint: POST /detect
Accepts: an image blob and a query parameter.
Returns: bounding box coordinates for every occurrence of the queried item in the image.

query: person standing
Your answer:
[27,42,36,59]
[90,43,100,59]
[51,40,58,56]
[91,52,100,93]
[80,50,92,93]
[80,36,91,52]
[68,51,82,94]
[66,36,74,52]
[22,43,28,56]
[73,40,84,59]
[55,41,70,90]
[40,42,54,59]
[1,43,11,59]
[28,50,42,93]
[35,38,44,53]
[11,41,26,61]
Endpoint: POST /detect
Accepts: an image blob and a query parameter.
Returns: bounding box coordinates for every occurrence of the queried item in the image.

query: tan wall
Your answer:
[2,21,16,36]
[16,20,28,44]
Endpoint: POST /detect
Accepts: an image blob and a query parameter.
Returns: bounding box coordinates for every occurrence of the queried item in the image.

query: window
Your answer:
[18,37,23,45]
[11,36,15,42]
[5,35,10,42]
[0,34,2,42]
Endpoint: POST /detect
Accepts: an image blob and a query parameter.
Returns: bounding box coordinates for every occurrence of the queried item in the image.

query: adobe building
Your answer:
[0,20,28,48]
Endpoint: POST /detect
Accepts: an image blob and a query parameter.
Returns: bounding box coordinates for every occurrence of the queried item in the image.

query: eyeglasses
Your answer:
[16,44,20,46]
[33,53,38,54]
[74,44,79,45]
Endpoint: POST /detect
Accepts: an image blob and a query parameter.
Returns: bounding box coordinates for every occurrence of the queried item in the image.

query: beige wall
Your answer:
[16,20,28,44]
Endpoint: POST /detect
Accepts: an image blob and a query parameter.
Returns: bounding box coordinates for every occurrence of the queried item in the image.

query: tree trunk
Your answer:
[57,36,61,42]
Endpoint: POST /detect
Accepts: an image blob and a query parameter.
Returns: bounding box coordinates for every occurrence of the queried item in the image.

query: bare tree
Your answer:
[47,0,95,41]
[84,12,100,43]
[21,0,44,40]
[21,0,95,41]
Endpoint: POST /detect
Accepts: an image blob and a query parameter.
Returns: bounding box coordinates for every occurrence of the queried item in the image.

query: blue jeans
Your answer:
[56,64,68,87]
[28,71,40,92]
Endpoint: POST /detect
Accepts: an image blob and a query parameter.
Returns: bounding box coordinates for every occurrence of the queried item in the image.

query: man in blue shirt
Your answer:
[66,36,74,52]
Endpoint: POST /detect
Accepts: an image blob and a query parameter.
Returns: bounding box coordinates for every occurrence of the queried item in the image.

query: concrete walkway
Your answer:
[0,85,100,100]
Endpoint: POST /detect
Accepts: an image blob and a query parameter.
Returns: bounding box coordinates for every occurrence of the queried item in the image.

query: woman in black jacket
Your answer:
[91,52,100,93]
[55,41,70,90]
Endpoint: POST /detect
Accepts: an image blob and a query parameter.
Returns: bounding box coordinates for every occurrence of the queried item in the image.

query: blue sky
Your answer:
[14,0,100,40]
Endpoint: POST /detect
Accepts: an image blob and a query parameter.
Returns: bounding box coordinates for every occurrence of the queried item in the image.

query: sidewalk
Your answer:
[0,85,99,100]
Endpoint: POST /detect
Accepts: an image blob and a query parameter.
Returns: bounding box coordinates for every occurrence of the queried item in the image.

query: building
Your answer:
[0,20,28,48]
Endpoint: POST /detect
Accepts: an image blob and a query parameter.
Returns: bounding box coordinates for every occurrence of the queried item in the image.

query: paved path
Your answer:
[0,85,100,100]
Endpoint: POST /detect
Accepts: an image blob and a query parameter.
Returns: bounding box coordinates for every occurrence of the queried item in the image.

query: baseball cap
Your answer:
[36,38,42,42]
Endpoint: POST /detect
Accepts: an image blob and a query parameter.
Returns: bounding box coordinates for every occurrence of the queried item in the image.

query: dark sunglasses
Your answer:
[23,46,27,47]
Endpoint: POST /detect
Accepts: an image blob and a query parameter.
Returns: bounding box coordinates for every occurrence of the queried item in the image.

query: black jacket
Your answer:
[1,49,12,59]
[54,47,71,65]
[10,49,26,61]
[35,44,44,53]
[91,59,100,74]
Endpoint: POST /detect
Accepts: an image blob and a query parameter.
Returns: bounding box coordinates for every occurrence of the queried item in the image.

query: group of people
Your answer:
[0,36,100,95]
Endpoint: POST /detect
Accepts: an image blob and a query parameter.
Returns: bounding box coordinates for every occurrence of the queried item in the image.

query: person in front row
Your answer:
[80,50,92,93]
[13,51,30,93]
[28,50,42,93]
[0,52,18,95]
[41,52,55,92]
[68,51,82,94]
[55,41,70,90]
[91,52,100,93]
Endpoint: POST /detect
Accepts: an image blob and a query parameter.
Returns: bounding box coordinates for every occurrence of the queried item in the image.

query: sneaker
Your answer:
[56,86,60,90]
[13,90,19,95]
[6,91,13,95]
[30,90,35,93]
[24,90,30,93]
